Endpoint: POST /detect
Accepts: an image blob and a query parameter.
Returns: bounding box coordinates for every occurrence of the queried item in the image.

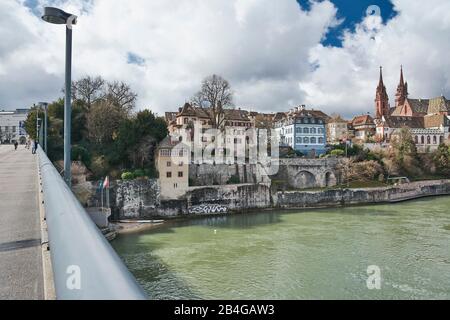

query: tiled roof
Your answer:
[224,109,251,121]
[165,112,178,123]
[408,98,429,114]
[176,103,252,122]
[424,114,450,128]
[157,136,190,150]
[352,115,375,126]
[428,96,449,114]
[383,116,424,128]
[327,115,348,124]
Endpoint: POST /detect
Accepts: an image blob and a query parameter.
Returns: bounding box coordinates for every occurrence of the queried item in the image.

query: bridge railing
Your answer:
[37,146,147,300]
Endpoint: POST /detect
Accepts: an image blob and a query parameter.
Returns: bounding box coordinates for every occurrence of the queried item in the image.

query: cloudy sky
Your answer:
[1,0,449,118]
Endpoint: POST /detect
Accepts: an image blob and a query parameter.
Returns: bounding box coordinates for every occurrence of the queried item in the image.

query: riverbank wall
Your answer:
[75,178,450,220]
[274,180,450,209]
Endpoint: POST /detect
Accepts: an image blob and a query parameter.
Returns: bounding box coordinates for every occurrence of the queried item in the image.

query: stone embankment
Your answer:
[274,180,450,209]
[75,178,450,220]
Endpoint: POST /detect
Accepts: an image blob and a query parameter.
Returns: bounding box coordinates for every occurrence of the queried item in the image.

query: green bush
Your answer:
[134,169,145,178]
[121,172,135,180]
[72,145,92,166]
[144,167,157,178]
[330,149,345,157]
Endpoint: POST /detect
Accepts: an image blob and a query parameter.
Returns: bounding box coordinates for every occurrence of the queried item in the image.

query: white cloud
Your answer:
[0,0,449,120]
[301,0,450,118]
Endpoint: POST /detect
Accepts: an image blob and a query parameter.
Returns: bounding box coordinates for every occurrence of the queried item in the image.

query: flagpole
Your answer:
[101,178,104,212]
[106,176,110,209]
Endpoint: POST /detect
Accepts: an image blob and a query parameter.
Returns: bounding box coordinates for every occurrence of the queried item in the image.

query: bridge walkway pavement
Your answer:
[0,145,44,300]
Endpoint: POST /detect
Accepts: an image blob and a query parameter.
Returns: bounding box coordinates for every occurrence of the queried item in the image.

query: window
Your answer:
[303,128,309,134]
[303,137,309,144]
[440,136,444,144]
[12,126,16,133]
[184,118,188,124]
[310,137,317,144]
[421,136,425,144]
[318,137,324,144]
[166,172,172,178]
[427,136,431,144]
[415,136,419,144]
[167,161,172,167]
[433,136,437,144]
[318,128,323,134]
[296,127,302,134]
[160,149,171,157]
[311,128,317,134]
[179,161,184,166]
[178,172,183,178]
[296,137,301,144]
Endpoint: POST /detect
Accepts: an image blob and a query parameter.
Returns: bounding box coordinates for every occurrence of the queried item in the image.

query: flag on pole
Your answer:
[97,179,103,192]
[103,176,110,189]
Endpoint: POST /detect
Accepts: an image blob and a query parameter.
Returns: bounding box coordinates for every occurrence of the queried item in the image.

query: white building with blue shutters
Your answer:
[275,105,329,157]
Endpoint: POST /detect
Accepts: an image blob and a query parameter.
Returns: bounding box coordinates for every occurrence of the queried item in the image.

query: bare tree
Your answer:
[71,76,105,109]
[192,74,233,129]
[106,81,138,114]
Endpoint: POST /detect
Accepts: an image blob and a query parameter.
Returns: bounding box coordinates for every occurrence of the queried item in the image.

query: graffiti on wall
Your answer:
[189,204,228,215]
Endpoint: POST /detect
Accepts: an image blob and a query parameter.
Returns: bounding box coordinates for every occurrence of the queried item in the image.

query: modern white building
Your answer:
[0,109,29,144]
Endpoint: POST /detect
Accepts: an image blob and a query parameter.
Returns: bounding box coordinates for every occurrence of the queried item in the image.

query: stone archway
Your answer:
[325,171,337,187]
[293,170,316,189]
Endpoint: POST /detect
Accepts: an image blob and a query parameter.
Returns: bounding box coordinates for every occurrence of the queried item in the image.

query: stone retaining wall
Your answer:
[274,180,450,209]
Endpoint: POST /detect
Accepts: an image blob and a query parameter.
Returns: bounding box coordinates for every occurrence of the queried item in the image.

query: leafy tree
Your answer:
[433,143,450,175]
[24,106,45,140]
[390,127,421,176]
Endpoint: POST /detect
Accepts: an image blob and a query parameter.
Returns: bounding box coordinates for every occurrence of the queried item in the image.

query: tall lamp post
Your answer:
[42,7,77,187]
[38,102,48,153]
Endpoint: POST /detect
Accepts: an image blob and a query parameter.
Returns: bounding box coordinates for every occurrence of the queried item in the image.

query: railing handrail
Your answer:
[37,146,147,300]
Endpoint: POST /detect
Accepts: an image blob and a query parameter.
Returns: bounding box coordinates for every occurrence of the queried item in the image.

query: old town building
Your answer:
[274,105,329,156]
[351,114,376,142]
[155,136,189,200]
[327,115,349,143]
[0,109,29,144]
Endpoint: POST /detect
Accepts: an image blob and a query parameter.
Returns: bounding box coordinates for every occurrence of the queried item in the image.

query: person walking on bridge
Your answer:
[32,140,38,154]
[14,141,18,151]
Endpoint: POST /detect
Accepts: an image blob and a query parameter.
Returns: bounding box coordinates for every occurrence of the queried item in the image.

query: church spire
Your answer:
[375,66,390,118]
[399,65,404,86]
[395,65,408,107]
[378,66,384,86]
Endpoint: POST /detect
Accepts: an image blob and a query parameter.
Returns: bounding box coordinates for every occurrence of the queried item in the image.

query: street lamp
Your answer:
[42,7,77,187]
[38,102,48,154]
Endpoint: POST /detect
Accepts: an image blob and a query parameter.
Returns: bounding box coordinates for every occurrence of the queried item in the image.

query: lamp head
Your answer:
[42,7,76,25]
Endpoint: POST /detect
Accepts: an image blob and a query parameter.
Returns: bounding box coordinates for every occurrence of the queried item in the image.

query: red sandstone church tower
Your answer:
[375,66,390,118]
[395,65,408,107]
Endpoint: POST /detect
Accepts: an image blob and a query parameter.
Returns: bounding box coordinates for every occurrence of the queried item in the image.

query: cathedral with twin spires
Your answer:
[374,66,450,151]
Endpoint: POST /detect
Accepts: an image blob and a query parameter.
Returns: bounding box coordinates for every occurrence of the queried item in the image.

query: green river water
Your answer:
[112,196,450,300]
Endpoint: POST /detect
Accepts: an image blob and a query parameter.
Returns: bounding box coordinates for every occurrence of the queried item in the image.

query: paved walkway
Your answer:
[0,145,43,300]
